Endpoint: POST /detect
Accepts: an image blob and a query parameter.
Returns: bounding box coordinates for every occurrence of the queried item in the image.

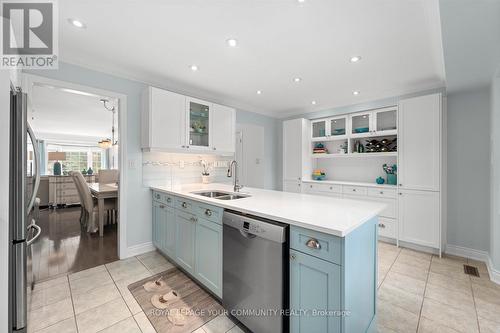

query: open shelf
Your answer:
[312,152,398,159]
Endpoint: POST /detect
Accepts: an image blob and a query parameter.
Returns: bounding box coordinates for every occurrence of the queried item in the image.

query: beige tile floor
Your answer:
[28,243,500,333]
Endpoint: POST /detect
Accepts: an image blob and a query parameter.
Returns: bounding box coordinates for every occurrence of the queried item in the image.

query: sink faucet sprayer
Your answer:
[227,160,243,192]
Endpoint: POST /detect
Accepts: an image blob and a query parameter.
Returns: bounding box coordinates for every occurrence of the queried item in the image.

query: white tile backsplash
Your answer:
[142,152,234,188]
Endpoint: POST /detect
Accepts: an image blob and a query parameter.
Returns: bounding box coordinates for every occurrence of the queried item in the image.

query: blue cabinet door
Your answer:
[175,210,196,274]
[195,217,222,298]
[152,201,162,249]
[290,249,341,333]
[163,205,176,257]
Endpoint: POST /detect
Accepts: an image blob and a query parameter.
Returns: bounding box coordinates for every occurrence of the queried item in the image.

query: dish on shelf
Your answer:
[332,129,346,135]
[354,127,369,133]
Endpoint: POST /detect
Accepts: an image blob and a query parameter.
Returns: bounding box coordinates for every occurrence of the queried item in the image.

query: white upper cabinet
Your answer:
[311,115,348,141]
[350,111,373,137]
[186,97,212,150]
[398,93,441,191]
[211,103,235,153]
[349,106,397,138]
[142,87,186,150]
[283,118,311,184]
[142,86,235,154]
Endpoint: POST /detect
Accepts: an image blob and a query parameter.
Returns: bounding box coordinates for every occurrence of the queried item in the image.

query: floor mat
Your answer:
[128,267,224,333]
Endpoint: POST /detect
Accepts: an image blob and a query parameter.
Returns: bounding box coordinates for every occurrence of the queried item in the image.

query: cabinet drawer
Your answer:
[152,191,174,207]
[58,183,77,190]
[378,218,397,239]
[367,188,396,199]
[304,182,342,194]
[344,195,396,219]
[342,185,367,196]
[290,226,342,265]
[58,189,78,196]
[176,198,195,211]
[194,202,223,225]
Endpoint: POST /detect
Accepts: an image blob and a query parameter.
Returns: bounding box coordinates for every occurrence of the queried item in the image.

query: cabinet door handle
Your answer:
[352,189,356,192]
[379,191,384,195]
[378,223,386,228]
[310,185,313,188]
[205,209,212,217]
[186,146,190,149]
[329,186,333,190]
[306,238,321,250]
[290,254,296,260]
[190,216,197,223]
[213,147,216,150]
[159,204,165,209]
[182,202,188,208]
[166,198,171,203]
[399,184,402,187]
[399,192,402,195]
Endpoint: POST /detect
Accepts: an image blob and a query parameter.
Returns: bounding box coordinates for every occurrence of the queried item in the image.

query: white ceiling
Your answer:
[30,85,115,143]
[59,0,445,117]
[439,0,500,93]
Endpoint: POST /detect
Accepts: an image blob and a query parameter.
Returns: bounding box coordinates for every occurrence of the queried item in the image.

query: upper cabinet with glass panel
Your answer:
[187,98,211,149]
[311,115,348,141]
[349,107,397,138]
[350,112,372,138]
[373,108,397,136]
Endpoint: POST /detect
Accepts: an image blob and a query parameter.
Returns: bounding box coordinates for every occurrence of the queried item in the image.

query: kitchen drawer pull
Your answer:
[205,209,212,216]
[155,194,161,199]
[352,189,356,192]
[290,254,296,260]
[378,223,386,228]
[190,216,197,222]
[159,204,165,209]
[166,197,172,203]
[182,202,188,208]
[379,191,384,194]
[306,238,321,250]
[329,186,333,190]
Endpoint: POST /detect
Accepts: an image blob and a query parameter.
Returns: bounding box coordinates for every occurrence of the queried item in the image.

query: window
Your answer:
[45,144,106,175]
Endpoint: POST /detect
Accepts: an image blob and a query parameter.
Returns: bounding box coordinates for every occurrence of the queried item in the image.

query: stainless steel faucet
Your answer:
[227,160,243,192]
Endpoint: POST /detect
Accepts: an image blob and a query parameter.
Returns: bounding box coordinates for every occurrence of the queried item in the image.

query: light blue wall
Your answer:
[236,110,281,190]
[491,75,500,269]
[447,88,490,252]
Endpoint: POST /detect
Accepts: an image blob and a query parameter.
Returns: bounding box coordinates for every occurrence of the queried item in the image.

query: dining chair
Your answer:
[69,171,87,228]
[74,171,116,234]
[98,169,119,184]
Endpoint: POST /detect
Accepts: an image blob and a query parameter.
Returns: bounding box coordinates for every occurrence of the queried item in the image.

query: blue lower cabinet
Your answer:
[163,205,176,257]
[152,201,164,249]
[195,217,223,298]
[175,210,196,275]
[290,249,341,333]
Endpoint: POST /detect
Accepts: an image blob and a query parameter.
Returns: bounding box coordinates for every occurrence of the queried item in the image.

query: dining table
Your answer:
[88,182,118,237]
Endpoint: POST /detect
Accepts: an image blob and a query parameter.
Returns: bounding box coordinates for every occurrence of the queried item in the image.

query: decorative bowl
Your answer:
[354,127,369,133]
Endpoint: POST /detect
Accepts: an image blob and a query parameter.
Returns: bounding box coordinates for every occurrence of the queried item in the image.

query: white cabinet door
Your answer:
[147,87,186,149]
[350,111,373,137]
[283,180,302,193]
[399,94,441,191]
[283,119,308,181]
[211,103,235,153]
[399,189,440,248]
[186,97,212,150]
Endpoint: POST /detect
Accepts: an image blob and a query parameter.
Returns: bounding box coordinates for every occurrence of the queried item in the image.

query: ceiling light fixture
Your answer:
[353,91,360,95]
[311,101,317,105]
[68,18,86,29]
[350,56,361,63]
[226,38,238,47]
[190,64,199,71]
[297,0,306,3]
[256,90,262,95]
[293,77,302,83]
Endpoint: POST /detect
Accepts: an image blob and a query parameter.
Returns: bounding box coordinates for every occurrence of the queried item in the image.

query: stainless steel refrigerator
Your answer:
[9,86,41,333]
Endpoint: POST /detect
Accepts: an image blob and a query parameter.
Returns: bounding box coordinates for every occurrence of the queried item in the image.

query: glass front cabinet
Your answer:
[349,107,397,138]
[311,115,348,141]
[186,97,211,149]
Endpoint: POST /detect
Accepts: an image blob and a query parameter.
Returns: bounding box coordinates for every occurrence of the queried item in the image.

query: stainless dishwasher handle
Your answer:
[306,238,321,250]
[239,229,257,239]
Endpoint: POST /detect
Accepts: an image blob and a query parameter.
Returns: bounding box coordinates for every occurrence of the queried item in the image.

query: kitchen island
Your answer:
[150,183,384,333]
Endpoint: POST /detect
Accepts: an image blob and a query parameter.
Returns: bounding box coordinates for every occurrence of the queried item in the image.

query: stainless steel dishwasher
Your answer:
[223,210,289,333]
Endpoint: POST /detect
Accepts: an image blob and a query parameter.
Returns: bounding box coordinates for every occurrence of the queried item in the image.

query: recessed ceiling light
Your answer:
[350,56,361,63]
[311,101,317,105]
[297,0,306,3]
[68,18,86,29]
[353,91,360,95]
[293,77,302,83]
[226,38,237,47]
[256,90,262,95]
[190,64,198,71]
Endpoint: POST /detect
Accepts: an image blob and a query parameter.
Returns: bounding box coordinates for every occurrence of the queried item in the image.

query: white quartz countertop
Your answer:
[302,179,397,189]
[150,183,386,237]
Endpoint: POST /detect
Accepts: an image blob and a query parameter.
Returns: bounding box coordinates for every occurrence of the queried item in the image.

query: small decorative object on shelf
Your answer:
[383,164,397,185]
[354,127,369,133]
[312,169,326,181]
[201,160,212,184]
[82,168,88,175]
[313,143,328,154]
[87,167,93,175]
[192,120,206,134]
[376,177,385,184]
[53,161,62,176]
[340,141,348,154]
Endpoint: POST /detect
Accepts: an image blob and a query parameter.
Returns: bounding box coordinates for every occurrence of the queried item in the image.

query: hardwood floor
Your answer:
[31,206,118,282]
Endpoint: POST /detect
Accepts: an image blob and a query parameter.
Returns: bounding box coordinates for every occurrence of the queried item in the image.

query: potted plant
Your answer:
[383,164,397,185]
[201,160,211,184]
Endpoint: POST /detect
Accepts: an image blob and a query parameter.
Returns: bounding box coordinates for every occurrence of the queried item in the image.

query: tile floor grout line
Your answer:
[378,245,402,288]
[415,253,433,333]
[469,274,483,333]
[66,273,81,333]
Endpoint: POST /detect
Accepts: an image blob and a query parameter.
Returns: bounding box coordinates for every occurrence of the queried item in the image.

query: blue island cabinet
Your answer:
[290,217,378,333]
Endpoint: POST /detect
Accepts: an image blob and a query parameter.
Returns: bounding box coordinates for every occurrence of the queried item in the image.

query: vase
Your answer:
[53,161,62,175]
[202,175,211,184]
[387,173,397,185]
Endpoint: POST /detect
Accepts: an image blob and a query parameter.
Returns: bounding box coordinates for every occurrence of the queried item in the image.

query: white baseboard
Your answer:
[446,244,500,285]
[445,244,490,262]
[125,242,155,258]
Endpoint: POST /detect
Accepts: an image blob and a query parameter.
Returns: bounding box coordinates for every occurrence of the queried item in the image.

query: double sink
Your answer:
[191,190,250,200]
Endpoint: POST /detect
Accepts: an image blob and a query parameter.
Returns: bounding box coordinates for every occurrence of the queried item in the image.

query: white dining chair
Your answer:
[69,171,88,228]
[98,169,119,184]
